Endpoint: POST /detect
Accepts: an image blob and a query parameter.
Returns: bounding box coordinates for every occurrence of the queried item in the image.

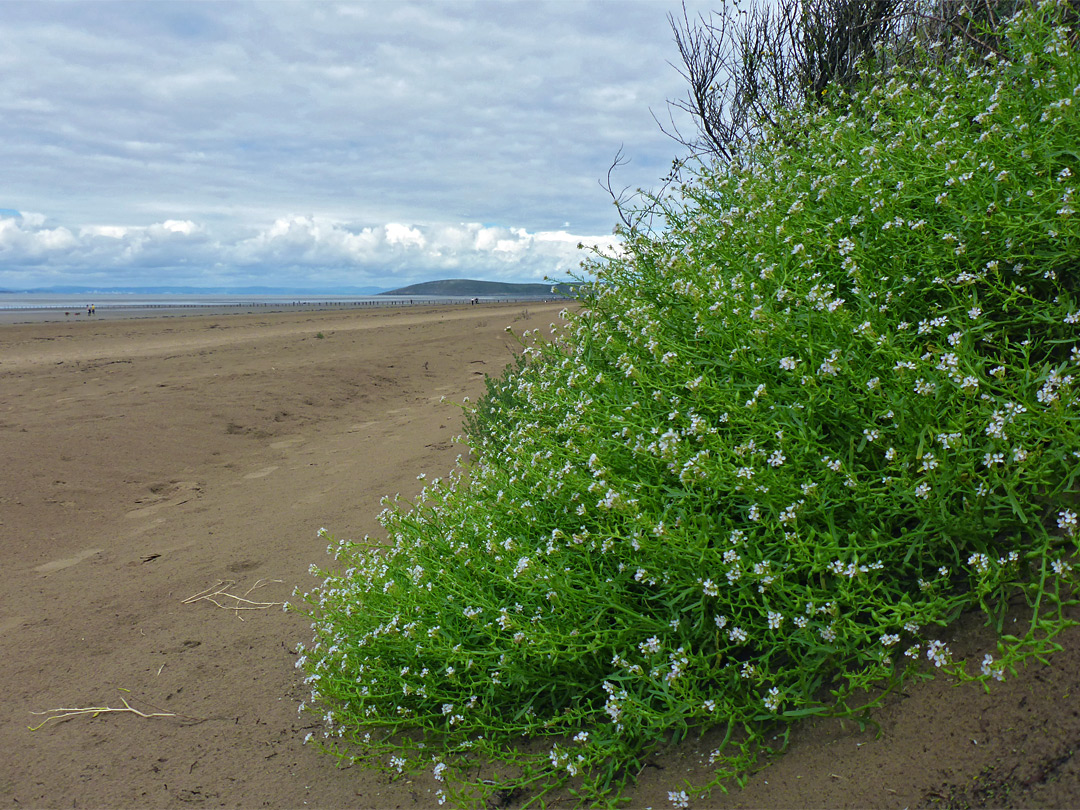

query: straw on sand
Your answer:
[181,578,284,619]
[29,691,200,731]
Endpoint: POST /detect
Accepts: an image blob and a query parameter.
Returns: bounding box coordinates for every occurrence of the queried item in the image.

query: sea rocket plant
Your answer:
[294,4,1080,807]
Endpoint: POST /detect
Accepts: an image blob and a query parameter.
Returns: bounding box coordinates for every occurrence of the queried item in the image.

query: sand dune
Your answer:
[2,303,1077,808]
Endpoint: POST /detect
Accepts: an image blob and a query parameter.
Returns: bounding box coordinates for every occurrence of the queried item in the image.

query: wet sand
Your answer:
[0,296,564,325]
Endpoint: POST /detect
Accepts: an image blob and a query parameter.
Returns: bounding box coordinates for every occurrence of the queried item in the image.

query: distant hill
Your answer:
[382,279,579,298]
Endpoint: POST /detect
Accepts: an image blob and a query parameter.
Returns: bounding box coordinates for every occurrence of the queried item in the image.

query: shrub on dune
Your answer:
[294,3,1080,806]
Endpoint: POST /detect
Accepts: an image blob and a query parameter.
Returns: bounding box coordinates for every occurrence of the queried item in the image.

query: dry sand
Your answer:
[2,303,1078,809]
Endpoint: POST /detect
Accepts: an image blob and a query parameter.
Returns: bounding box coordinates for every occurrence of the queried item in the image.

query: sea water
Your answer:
[0,293,450,311]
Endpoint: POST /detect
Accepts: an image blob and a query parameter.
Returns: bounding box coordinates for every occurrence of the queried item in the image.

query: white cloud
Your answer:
[80,225,129,239]
[384,223,425,249]
[0,206,623,289]
[158,219,200,235]
[0,216,77,257]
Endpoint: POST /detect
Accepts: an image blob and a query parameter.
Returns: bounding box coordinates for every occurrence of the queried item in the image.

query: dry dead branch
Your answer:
[29,696,178,731]
[181,578,285,620]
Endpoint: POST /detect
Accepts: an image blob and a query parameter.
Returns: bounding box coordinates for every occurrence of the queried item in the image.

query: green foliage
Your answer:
[293,4,1080,806]
[461,352,528,450]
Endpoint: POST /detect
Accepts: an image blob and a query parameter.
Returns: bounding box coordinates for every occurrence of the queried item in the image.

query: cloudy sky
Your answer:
[0,1,710,291]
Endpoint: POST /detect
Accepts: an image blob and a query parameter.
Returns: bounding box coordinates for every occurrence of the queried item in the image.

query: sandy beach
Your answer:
[3,303,1079,809]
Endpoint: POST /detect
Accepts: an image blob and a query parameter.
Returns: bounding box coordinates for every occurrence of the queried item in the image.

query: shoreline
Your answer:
[0,295,570,325]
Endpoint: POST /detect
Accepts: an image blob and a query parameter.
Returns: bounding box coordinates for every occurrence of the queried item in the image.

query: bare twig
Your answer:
[661,0,1028,163]
[182,578,285,620]
[599,146,638,231]
[29,696,177,731]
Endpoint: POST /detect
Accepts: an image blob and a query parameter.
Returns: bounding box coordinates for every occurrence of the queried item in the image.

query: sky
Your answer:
[0,0,711,291]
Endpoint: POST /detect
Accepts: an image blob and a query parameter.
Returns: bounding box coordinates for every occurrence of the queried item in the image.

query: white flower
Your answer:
[1058,510,1078,536]
[937,432,962,449]
[639,636,661,655]
[669,789,691,809]
[914,378,937,396]
[980,654,1004,681]
[763,686,782,712]
[926,640,951,668]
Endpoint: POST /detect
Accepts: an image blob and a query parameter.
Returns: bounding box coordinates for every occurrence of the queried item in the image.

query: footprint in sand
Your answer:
[0,616,28,635]
[34,548,103,574]
[125,481,201,518]
[243,465,279,479]
[269,437,303,450]
[126,517,167,537]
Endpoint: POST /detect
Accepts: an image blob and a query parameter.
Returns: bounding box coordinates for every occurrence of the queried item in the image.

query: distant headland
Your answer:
[381,279,579,297]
